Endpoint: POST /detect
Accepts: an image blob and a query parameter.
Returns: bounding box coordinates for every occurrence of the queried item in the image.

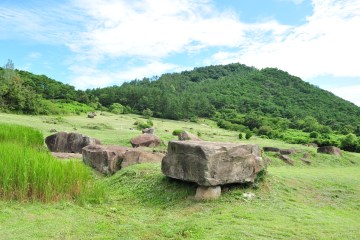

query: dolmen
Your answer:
[83,145,164,175]
[162,141,263,200]
[45,132,101,153]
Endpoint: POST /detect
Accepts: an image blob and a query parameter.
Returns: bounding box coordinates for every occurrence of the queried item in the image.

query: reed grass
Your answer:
[0,124,103,203]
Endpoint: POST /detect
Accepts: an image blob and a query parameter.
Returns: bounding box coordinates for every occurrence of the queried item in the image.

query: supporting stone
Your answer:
[195,186,221,201]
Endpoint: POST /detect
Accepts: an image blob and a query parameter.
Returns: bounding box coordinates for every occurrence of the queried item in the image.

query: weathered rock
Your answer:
[279,149,296,155]
[195,186,221,200]
[142,127,155,134]
[122,150,164,168]
[317,146,342,156]
[178,131,202,141]
[279,155,294,165]
[300,158,311,165]
[83,145,128,175]
[88,113,95,118]
[263,147,280,152]
[162,141,263,186]
[45,132,100,153]
[130,133,161,148]
[82,145,164,175]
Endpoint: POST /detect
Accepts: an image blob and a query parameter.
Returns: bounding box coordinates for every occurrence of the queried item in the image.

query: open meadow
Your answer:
[0,112,359,239]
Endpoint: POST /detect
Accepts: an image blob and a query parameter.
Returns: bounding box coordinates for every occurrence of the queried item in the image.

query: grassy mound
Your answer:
[0,124,103,203]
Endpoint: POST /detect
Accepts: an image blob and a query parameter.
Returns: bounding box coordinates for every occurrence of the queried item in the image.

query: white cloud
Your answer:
[209,0,360,80]
[69,61,183,89]
[325,85,360,106]
[1,0,359,107]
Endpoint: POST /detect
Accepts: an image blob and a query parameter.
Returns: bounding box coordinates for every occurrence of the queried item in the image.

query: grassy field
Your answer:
[0,112,359,239]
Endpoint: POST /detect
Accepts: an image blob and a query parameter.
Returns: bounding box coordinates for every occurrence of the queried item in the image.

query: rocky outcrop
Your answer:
[162,141,263,186]
[45,132,100,153]
[317,146,342,156]
[178,131,202,141]
[130,133,161,148]
[82,145,164,175]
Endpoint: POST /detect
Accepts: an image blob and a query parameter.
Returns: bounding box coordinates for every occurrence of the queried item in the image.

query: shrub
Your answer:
[134,119,153,130]
[309,131,319,138]
[172,129,183,136]
[340,133,359,152]
[142,108,153,119]
[258,126,272,136]
[245,131,252,140]
[109,103,124,114]
[239,133,243,139]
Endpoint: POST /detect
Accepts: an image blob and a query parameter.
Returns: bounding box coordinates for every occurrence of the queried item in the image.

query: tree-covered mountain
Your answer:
[89,63,360,132]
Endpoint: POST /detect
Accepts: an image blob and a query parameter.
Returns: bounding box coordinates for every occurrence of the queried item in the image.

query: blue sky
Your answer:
[0,0,359,106]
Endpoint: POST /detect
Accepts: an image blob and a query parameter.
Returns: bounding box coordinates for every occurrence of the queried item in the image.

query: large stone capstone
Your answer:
[82,145,164,175]
[161,141,263,186]
[45,132,100,153]
[130,133,161,148]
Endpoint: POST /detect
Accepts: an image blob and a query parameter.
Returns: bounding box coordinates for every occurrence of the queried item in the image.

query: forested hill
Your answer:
[89,63,360,131]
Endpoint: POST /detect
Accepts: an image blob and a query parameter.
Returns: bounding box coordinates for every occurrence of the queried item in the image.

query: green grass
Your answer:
[0,123,44,147]
[0,124,104,203]
[0,113,359,239]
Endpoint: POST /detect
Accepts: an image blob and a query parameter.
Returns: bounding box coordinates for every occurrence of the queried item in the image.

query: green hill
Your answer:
[89,63,360,133]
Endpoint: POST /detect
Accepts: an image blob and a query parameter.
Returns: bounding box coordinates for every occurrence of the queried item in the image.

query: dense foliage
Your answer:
[0,60,98,114]
[89,63,360,133]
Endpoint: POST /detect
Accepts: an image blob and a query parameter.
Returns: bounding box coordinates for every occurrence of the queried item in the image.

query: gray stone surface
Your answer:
[82,145,164,175]
[317,146,342,156]
[280,155,295,165]
[162,141,263,186]
[130,133,161,148]
[45,132,100,153]
[178,131,202,141]
[195,186,221,200]
[142,127,155,134]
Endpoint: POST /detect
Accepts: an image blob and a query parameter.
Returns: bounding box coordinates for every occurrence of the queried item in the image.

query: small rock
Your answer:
[279,149,296,155]
[300,158,311,165]
[195,186,221,201]
[142,127,155,134]
[49,129,57,133]
[263,147,280,152]
[303,152,310,159]
[280,155,294,165]
[243,192,256,199]
[87,113,95,118]
[178,131,202,141]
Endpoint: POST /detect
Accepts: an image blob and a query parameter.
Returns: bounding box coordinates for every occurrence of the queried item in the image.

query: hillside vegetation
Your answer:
[1,61,360,152]
[89,64,360,130]
[0,113,359,239]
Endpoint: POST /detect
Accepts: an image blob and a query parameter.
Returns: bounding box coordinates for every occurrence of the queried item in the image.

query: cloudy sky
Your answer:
[0,0,359,105]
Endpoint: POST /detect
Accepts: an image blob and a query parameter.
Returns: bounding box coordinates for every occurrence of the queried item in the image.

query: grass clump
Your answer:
[83,123,114,130]
[0,124,104,203]
[0,124,43,147]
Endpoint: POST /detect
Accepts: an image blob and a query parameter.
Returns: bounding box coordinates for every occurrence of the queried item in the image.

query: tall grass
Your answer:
[0,123,43,147]
[0,124,104,202]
